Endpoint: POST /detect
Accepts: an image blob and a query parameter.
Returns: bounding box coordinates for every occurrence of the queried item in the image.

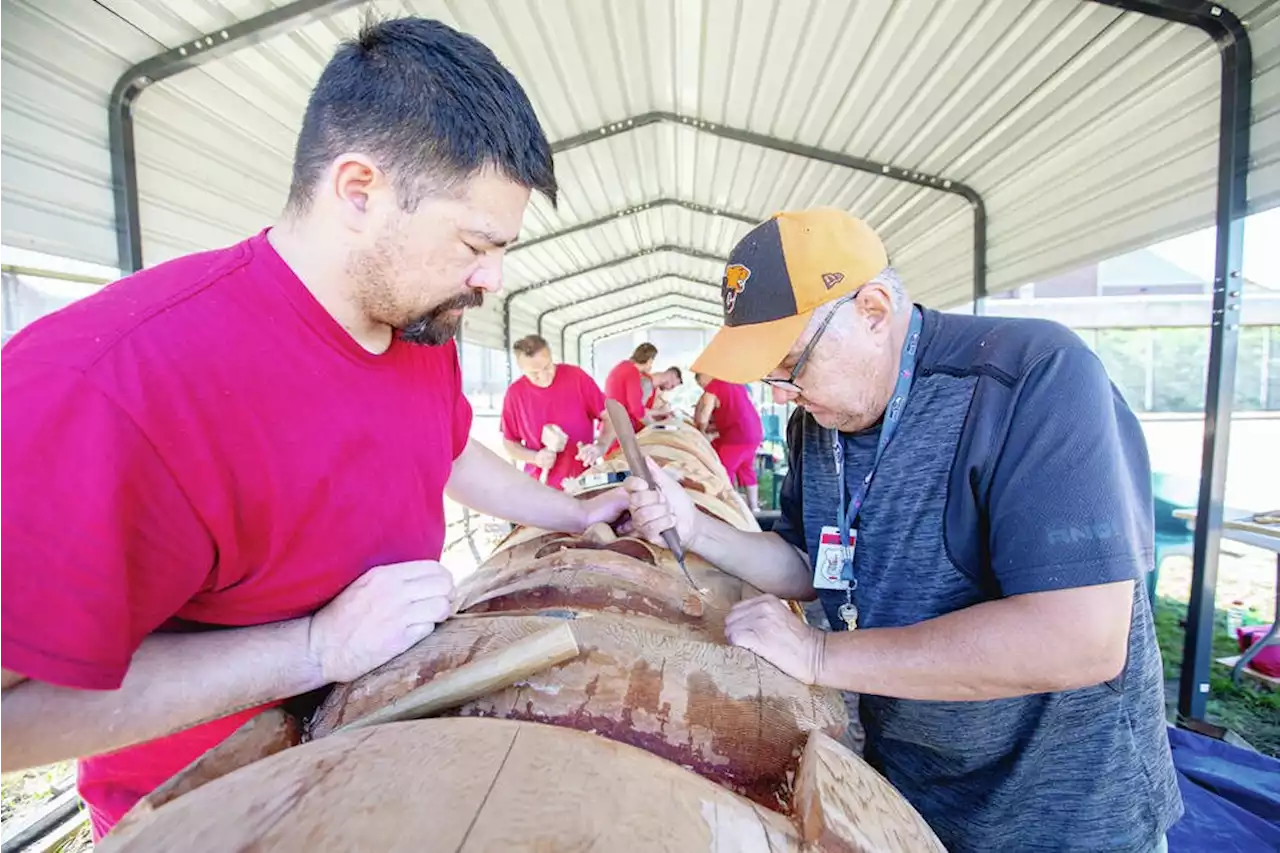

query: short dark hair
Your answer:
[666,366,683,384]
[286,17,556,214]
[512,334,550,358]
[630,343,658,364]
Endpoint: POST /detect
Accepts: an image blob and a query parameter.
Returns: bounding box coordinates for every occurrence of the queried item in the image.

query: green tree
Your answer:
[1152,328,1209,412]
[1095,329,1149,412]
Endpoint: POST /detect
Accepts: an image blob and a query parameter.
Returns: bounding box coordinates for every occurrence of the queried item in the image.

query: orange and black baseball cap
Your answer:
[691,208,888,384]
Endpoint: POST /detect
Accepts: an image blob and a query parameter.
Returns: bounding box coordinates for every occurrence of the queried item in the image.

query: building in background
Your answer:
[969,245,1278,510]
[981,247,1279,415]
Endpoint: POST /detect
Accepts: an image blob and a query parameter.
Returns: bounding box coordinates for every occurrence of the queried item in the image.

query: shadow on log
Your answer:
[100,422,945,852]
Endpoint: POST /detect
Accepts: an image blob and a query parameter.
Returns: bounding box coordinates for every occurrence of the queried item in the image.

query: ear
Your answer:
[854,283,894,334]
[328,153,388,232]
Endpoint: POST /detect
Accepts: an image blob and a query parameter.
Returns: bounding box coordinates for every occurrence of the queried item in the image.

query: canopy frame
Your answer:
[105,0,1254,726]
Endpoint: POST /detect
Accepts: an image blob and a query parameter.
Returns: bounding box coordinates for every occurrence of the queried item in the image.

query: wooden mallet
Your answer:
[539,423,569,484]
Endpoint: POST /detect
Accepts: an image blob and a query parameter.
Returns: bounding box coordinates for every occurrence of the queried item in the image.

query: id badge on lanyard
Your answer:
[814,525,856,591]
[811,307,922,629]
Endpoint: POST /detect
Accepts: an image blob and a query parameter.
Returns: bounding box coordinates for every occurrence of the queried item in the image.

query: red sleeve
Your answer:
[449,345,472,458]
[1,362,215,689]
[579,368,607,420]
[623,367,645,427]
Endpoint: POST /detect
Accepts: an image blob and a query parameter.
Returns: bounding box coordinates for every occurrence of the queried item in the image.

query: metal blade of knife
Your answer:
[604,399,706,596]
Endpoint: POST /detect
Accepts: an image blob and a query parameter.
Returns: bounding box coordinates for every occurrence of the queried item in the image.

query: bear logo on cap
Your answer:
[724,264,751,313]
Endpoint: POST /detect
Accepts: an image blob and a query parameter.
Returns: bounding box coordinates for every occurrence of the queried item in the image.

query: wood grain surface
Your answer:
[795,730,947,853]
[100,718,807,853]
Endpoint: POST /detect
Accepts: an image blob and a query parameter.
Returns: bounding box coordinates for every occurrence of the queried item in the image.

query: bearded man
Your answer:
[0,18,626,841]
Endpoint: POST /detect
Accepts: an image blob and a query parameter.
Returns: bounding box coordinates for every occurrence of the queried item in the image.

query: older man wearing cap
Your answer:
[622,208,1181,853]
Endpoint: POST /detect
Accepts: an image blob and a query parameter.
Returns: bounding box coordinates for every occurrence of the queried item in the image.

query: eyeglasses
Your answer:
[760,289,861,395]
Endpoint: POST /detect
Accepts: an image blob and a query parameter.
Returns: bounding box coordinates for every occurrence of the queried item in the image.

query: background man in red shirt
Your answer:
[502,334,616,489]
[643,366,684,420]
[693,373,766,511]
[0,18,626,842]
[604,343,682,430]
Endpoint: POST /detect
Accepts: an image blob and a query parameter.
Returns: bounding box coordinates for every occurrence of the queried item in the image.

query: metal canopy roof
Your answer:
[0,0,1271,735]
[2,0,1278,361]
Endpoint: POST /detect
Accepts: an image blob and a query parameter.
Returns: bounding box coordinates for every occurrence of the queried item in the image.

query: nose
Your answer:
[771,386,797,405]
[468,254,504,294]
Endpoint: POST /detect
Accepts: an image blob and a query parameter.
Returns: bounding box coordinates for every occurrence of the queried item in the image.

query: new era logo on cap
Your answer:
[822,272,845,289]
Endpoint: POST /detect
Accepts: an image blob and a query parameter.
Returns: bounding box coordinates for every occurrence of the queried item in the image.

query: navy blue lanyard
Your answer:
[833,307,923,581]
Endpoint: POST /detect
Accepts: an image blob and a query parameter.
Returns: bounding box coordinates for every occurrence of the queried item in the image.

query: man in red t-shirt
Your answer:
[604,343,683,430]
[0,19,627,842]
[502,334,616,489]
[694,372,765,511]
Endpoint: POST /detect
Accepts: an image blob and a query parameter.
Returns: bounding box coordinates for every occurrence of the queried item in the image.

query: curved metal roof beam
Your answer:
[551,111,982,204]
[114,26,986,284]
[511,199,757,256]
[578,307,723,367]
[583,309,721,346]
[567,294,722,350]
[531,274,718,358]
[570,297,722,366]
[502,245,726,359]
[108,0,367,272]
[506,113,988,356]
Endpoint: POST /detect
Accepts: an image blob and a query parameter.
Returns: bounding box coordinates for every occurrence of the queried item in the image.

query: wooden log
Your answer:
[310,613,846,810]
[103,395,942,851]
[636,422,728,475]
[148,708,300,808]
[313,613,726,736]
[794,730,947,852]
[688,488,762,532]
[581,521,617,543]
[99,718,806,853]
[454,536,748,626]
[109,707,300,833]
[335,622,581,732]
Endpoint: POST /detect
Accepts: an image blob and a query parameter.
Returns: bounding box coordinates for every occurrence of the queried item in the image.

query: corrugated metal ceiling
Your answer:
[2,0,1278,358]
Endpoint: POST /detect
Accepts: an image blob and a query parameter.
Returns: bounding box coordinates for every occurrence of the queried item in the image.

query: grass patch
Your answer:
[1152,595,1280,756]
[0,761,75,824]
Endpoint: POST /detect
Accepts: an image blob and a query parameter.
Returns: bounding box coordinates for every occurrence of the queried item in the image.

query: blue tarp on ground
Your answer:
[1166,725,1280,852]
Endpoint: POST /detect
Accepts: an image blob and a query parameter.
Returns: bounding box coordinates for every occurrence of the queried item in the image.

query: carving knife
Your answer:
[605,399,705,596]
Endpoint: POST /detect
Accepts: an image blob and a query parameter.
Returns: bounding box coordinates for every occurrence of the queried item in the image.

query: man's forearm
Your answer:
[447,439,587,533]
[1,618,323,772]
[693,395,714,432]
[815,581,1134,700]
[595,412,616,451]
[689,515,814,600]
[502,438,537,464]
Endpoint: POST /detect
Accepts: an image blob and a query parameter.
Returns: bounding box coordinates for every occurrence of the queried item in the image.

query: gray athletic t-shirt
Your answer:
[773,307,1182,852]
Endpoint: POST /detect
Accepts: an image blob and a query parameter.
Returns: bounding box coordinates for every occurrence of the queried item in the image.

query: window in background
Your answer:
[459,340,509,414]
[1151,327,1210,413]
[1234,326,1267,411]
[1095,329,1151,412]
[1268,327,1280,410]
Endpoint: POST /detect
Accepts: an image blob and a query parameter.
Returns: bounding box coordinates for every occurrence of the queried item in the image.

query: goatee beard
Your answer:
[400,289,485,346]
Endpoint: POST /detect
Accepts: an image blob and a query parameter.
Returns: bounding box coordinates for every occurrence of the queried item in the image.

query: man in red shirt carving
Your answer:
[502,334,616,489]
[604,343,683,430]
[0,18,627,842]
[693,373,766,512]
